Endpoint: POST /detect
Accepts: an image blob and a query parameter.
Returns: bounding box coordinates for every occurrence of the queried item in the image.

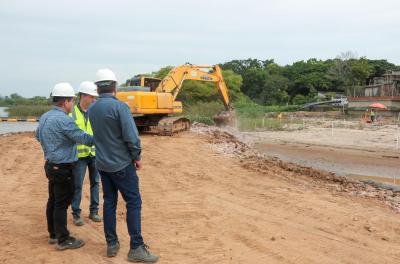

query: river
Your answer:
[0,107,39,134]
[0,107,8,117]
[0,122,38,134]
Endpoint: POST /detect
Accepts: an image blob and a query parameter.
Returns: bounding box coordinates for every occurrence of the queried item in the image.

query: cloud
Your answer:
[0,0,399,96]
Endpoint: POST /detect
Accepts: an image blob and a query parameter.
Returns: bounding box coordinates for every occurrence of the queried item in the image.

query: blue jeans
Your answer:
[99,163,144,249]
[71,156,100,217]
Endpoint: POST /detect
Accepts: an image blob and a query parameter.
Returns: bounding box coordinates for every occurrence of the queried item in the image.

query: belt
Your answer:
[45,160,76,169]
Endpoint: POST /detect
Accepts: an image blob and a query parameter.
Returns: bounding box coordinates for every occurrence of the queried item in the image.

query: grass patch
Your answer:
[6,105,51,117]
[234,100,299,118]
[183,101,225,125]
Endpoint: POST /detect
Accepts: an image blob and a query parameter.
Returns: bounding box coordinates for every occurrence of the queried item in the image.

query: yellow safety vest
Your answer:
[69,105,95,158]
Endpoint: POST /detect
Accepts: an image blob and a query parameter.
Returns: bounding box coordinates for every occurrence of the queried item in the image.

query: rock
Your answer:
[364,225,375,232]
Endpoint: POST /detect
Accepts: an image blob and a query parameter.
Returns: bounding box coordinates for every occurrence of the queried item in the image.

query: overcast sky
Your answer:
[0,0,399,97]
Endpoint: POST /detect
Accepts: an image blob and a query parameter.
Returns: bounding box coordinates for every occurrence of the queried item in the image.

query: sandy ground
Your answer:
[243,125,400,152]
[2,131,400,263]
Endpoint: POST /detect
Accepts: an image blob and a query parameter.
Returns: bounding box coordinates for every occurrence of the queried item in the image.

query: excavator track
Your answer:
[148,117,191,136]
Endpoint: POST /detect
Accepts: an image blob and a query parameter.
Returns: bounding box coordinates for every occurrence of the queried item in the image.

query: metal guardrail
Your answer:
[299,99,347,110]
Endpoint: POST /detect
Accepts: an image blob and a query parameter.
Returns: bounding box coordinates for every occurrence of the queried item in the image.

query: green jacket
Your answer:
[69,105,95,158]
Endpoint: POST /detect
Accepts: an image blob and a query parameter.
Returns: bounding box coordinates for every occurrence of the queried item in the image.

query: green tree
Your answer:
[292,94,308,105]
[259,74,289,105]
[178,70,244,103]
[327,52,372,89]
[367,59,398,79]
[221,58,274,97]
[152,66,173,79]
[221,58,274,75]
[349,58,372,85]
[285,59,334,97]
[221,70,244,102]
[178,81,214,103]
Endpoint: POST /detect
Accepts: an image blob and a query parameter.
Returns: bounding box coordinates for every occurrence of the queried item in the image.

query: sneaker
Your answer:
[73,216,85,226]
[48,237,58,245]
[107,242,120,257]
[89,213,102,222]
[128,244,159,263]
[56,236,85,251]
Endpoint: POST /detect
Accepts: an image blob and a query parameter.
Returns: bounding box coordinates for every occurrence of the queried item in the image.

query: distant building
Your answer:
[347,71,400,115]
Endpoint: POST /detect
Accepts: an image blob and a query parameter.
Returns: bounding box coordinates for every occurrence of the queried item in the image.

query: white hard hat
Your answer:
[78,81,98,96]
[51,82,76,97]
[95,68,117,83]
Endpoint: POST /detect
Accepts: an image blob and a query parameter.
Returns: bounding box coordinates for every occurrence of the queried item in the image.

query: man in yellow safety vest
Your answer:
[69,81,101,226]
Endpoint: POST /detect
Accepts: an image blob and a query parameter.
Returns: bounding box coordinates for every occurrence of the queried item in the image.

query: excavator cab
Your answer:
[125,76,161,92]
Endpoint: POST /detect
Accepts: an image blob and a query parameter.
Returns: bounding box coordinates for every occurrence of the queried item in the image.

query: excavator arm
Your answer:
[156,64,232,110]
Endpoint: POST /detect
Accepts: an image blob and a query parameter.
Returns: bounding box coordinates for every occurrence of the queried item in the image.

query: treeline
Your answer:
[0,93,50,106]
[145,53,400,106]
[220,54,399,105]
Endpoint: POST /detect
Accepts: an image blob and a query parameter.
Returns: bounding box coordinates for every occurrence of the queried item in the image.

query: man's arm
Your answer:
[119,103,141,161]
[35,123,41,142]
[62,116,94,146]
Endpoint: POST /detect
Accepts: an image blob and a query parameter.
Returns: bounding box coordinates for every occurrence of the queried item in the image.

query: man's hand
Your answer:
[133,160,142,170]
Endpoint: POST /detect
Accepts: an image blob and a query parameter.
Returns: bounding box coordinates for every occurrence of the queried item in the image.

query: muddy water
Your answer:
[0,122,38,134]
[253,141,400,184]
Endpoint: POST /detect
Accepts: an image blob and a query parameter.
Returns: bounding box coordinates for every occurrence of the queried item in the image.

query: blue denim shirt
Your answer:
[88,93,141,172]
[36,106,94,164]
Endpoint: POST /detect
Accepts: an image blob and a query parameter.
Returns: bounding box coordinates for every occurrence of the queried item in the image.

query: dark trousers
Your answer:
[45,161,75,243]
[71,156,100,217]
[99,163,144,249]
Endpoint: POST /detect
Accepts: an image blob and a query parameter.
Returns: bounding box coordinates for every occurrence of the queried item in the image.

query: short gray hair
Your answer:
[96,81,117,94]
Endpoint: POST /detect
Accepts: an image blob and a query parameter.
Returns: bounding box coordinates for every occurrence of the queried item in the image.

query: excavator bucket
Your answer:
[213,109,236,127]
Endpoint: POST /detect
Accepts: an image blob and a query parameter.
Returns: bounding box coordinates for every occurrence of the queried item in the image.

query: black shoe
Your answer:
[48,237,58,245]
[107,241,120,257]
[56,236,85,250]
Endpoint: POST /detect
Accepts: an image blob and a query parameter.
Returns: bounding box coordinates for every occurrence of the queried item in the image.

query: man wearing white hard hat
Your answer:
[36,83,94,250]
[88,69,159,262]
[69,81,102,226]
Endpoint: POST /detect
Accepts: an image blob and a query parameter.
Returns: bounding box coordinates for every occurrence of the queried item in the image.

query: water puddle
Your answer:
[253,141,400,185]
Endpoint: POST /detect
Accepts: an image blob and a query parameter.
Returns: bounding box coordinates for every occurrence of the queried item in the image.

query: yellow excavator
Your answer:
[117,63,234,135]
